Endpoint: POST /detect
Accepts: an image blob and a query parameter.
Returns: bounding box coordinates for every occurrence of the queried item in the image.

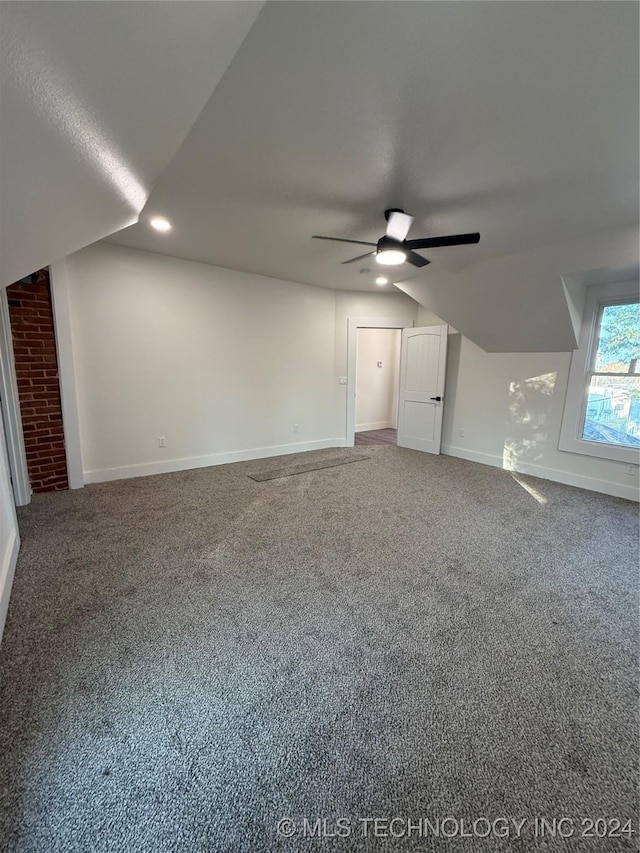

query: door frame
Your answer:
[49,260,84,488]
[0,287,31,506]
[346,316,411,447]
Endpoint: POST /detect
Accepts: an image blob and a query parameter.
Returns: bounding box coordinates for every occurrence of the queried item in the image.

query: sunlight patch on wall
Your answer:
[508,372,557,420]
[503,372,558,469]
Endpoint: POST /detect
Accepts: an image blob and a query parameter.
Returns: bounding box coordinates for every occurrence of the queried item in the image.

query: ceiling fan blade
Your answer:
[386,211,414,242]
[405,232,480,250]
[342,251,376,265]
[312,235,377,247]
[406,250,431,268]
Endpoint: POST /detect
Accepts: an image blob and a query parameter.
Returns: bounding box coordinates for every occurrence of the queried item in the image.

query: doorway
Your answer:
[0,287,30,505]
[346,318,449,454]
[354,327,401,446]
[5,269,69,494]
[346,317,404,447]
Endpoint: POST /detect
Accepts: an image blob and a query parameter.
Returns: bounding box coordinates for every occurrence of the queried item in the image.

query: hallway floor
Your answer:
[354,428,397,446]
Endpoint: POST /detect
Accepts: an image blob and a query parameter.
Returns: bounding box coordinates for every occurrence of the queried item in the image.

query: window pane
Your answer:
[582,375,640,447]
[594,302,640,373]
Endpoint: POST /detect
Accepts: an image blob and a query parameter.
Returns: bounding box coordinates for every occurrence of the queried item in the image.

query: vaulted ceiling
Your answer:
[1,2,638,351]
[0,1,263,286]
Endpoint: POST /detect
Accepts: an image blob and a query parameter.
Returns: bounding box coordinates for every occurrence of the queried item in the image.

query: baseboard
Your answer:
[441,444,639,502]
[355,421,395,432]
[441,445,501,468]
[84,438,349,484]
[0,528,20,644]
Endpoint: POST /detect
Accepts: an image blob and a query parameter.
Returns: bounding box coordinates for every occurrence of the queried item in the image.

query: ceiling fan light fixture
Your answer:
[376,248,406,266]
[312,210,479,270]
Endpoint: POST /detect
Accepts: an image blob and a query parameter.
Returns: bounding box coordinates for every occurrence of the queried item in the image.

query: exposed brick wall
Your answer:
[7,269,68,492]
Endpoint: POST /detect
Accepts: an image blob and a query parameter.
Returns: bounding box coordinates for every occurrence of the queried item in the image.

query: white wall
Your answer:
[60,251,420,480]
[355,328,401,431]
[334,290,419,366]
[0,406,20,643]
[60,243,637,500]
[441,334,639,501]
[64,243,340,482]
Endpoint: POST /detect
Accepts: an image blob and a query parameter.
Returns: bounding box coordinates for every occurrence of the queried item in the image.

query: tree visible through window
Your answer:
[582,301,640,448]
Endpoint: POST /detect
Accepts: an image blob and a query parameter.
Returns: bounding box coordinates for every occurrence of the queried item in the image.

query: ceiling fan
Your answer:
[312,209,480,268]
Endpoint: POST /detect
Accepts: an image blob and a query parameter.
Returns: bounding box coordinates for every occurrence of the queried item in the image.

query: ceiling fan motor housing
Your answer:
[377,235,404,252]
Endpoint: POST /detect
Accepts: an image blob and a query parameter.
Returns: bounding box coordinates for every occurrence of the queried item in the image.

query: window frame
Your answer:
[559,279,640,465]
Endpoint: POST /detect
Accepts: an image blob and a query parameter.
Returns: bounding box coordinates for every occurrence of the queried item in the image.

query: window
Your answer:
[559,280,640,465]
[582,301,640,447]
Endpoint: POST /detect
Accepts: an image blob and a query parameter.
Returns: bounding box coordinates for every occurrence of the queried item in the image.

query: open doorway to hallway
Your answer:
[354,327,401,447]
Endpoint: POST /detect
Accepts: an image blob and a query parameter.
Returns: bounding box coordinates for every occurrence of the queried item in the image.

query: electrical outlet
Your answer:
[339,376,347,386]
[459,428,465,438]
[158,437,166,448]
[293,424,299,434]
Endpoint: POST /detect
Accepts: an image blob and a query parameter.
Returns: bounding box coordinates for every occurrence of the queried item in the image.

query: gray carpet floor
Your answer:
[248,452,370,481]
[0,446,637,852]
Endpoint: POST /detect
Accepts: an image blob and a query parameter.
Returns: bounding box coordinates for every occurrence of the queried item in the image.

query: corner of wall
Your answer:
[560,275,585,349]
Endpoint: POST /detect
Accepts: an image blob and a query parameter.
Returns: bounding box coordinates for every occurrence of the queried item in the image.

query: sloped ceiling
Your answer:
[396,225,640,352]
[2,2,638,352]
[0,1,263,286]
[106,1,638,311]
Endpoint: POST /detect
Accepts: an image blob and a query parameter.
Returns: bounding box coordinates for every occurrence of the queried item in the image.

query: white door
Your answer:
[397,325,448,454]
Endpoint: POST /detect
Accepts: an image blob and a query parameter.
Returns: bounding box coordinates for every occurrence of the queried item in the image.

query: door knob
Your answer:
[430,396,442,401]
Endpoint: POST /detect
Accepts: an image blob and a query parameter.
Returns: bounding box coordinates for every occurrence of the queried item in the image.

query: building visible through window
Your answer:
[582,301,640,448]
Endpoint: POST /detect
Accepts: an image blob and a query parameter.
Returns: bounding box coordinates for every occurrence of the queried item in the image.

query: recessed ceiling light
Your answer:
[375,276,389,286]
[150,216,172,232]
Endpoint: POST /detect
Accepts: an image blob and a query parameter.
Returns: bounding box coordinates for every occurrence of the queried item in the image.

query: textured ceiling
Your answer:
[2,2,638,352]
[105,1,639,295]
[0,1,263,286]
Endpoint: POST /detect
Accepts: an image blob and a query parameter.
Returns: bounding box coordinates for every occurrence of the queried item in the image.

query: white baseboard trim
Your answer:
[0,528,20,644]
[84,438,349,484]
[355,421,395,432]
[441,444,639,502]
[441,445,503,468]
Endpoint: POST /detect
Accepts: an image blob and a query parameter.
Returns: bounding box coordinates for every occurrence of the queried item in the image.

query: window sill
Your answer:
[558,432,639,466]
